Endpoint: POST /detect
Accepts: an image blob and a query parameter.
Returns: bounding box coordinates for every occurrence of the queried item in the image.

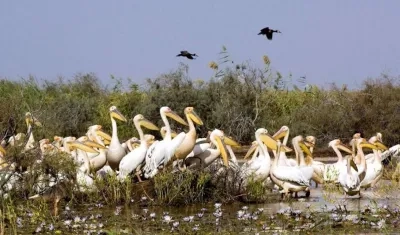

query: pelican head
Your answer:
[109,106,127,122]
[160,126,178,139]
[161,106,188,126]
[292,135,312,157]
[329,139,353,154]
[272,125,289,140]
[25,112,42,127]
[184,107,203,125]
[368,133,387,150]
[210,129,229,166]
[134,114,159,131]
[353,133,361,139]
[305,136,316,146]
[224,136,240,147]
[144,134,156,145]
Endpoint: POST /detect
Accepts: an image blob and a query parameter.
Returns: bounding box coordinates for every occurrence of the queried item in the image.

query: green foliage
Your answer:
[153,170,211,205]
[1,52,400,148]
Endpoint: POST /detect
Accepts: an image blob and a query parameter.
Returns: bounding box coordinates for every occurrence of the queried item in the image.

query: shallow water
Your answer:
[10,180,400,234]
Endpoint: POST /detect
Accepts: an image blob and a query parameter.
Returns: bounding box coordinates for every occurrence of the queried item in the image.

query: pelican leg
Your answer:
[305,189,310,198]
[136,172,143,182]
[370,173,383,188]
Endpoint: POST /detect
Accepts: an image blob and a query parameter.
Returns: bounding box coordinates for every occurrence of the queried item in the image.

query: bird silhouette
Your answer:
[176,51,198,60]
[258,27,281,40]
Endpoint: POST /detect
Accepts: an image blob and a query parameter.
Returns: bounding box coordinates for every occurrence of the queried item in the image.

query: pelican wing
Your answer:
[118,146,147,180]
[272,166,313,186]
[164,132,186,165]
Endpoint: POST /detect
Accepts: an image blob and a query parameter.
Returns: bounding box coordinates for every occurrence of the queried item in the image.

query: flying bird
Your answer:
[177,51,198,60]
[258,27,281,40]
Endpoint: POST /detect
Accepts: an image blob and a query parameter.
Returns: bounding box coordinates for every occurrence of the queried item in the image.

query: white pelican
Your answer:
[303,136,325,185]
[360,138,387,189]
[240,128,273,182]
[86,125,113,173]
[272,126,297,167]
[173,107,203,161]
[182,129,229,170]
[23,112,42,151]
[338,138,372,196]
[106,106,128,170]
[118,114,159,181]
[122,137,140,152]
[324,139,353,183]
[270,135,314,198]
[143,106,188,178]
[85,125,111,160]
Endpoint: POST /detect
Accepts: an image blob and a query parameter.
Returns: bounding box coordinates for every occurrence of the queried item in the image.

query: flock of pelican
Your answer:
[0,106,398,199]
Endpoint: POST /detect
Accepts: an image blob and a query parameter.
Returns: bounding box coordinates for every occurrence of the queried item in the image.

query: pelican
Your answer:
[85,125,112,173]
[183,129,229,170]
[173,107,203,161]
[143,106,188,178]
[272,126,297,167]
[303,136,325,185]
[361,138,388,189]
[122,137,140,152]
[118,114,159,181]
[270,135,314,198]
[86,126,111,160]
[338,138,373,196]
[240,128,274,183]
[324,139,354,183]
[106,106,128,170]
[23,112,42,151]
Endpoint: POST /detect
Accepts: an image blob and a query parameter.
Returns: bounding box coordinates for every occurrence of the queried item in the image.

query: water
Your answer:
[10,179,400,234]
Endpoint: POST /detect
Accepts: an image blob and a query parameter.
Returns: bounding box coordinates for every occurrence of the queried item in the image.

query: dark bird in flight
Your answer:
[177,51,198,60]
[258,27,281,40]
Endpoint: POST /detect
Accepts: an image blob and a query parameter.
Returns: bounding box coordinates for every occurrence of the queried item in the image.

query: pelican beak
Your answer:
[139,118,160,131]
[359,139,379,150]
[260,133,278,150]
[34,119,42,127]
[111,108,127,122]
[171,130,178,138]
[337,143,353,154]
[374,140,388,151]
[260,134,293,152]
[0,145,6,155]
[188,110,204,126]
[104,139,110,145]
[96,130,112,141]
[304,140,315,148]
[224,136,240,147]
[244,142,258,159]
[166,110,188,126]
[68,141,99,153]
[83,140,106,149]
[272,129,287,140]
[215,136,228,166]
[299,141,312,156]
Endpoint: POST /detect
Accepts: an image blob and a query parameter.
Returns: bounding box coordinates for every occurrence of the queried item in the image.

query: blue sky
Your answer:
[1,1,399,89]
